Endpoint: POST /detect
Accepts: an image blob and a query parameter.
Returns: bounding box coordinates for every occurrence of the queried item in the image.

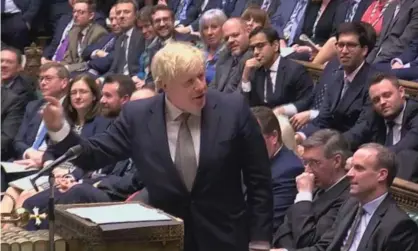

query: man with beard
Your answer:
[210,18,252,93]
[146,4,201,88]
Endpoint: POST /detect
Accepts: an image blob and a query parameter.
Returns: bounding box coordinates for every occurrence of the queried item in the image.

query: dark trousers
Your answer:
[1,13,30,51]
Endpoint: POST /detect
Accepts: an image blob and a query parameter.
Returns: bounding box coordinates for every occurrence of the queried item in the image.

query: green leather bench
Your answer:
[391,178,418,224]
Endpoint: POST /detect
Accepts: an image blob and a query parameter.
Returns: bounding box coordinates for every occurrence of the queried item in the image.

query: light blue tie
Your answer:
[282,0,308,45]
[345,0,360,22]
[32,124,47,150]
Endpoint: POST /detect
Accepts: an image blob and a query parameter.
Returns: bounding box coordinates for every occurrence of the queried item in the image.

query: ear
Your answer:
[398,86,405,98]
[273,40,280,54]
[333,154,342,168]
[89,11,95,21]
[361,46,368,57]
[377,168,388,184]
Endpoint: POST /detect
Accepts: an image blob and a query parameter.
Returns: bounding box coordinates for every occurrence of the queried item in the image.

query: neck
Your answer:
[323,169,346,190]
[265,53,279,69]
[358,187,388,205]
[344,60,364,75]
[270,143,283,158]
[76,110,87,126]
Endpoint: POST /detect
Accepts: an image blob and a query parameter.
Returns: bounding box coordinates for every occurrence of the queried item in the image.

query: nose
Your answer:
[194,77,207,92]
[346,167,354,178]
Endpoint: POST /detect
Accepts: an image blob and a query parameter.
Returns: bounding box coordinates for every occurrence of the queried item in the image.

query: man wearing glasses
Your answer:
[273,129,350,249]
[295,22,377,144]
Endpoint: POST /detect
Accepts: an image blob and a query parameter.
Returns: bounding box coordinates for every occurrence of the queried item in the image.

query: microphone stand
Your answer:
[48,172,56,251]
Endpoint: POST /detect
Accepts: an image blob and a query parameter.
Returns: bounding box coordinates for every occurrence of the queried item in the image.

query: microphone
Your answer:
[299,34,319,52]
[30,145,83,190]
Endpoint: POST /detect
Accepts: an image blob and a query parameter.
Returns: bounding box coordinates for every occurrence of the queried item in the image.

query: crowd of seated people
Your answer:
[1,0,418,250]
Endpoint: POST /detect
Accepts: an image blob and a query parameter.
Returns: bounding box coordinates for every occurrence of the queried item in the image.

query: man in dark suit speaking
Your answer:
[41,42,273,251]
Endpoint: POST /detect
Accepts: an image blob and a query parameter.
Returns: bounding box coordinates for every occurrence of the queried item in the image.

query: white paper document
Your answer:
[9,174,49,191]
[280,47,295,58]
[66,204,171,224]
[1,162,37,173]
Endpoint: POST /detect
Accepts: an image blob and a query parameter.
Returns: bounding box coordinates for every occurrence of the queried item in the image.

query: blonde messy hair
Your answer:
[151,42,204,89]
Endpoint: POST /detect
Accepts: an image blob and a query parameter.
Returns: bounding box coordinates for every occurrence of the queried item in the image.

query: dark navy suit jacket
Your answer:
[13,0,42,24]
[331,0,373,35]
[271,146,304,232]
[81,32,118,75]
[45,90,273,251]
[302,62,375,138]
[43,12,106,59]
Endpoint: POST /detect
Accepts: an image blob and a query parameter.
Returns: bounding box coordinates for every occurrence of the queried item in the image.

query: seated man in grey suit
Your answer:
[273,129,350,249]
[272,143,418,251]
[209,18,252,93]
[367,0,418,64]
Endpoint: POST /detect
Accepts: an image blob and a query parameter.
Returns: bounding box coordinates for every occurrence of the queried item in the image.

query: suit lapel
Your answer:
[388,0,413,33]
[357,196,391,250]
[330,70,344,111]
[330,202,359,248]
[147,95,188,192]
[273,58,287,100]
[336,64,369,114]
[1,89,6,115]
[380,2,397,41]
[217,56,234,91]
[69,26,81,62]
[193,91,221,191]
[313,177,349,216]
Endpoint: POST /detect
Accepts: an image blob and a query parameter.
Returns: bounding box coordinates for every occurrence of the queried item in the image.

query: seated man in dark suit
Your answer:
[209,17,252,93]
[99,0,146,81]
[252,106,304,232]
[145,4,201,87]
[1,0,41,51]
[295,22,376,144]
[41,0,106,64]
[242,27,313,116]
[273,129,350,249]
[374,38,418,81]
[1,47,36,106]
[344,73,418,182]
[80,5,121,77]
[1,87,26,161]
[272,143,418,251]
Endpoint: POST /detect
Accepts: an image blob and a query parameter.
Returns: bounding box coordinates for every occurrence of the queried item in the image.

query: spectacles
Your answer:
[39,75,60,82]
[335,42,360,51]
[302,159,322,169]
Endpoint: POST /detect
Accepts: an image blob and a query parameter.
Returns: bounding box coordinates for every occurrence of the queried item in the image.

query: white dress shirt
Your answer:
[4,0,20,13]
[165,97,201,163]
[343,193,388,251]
[386,101,406,145]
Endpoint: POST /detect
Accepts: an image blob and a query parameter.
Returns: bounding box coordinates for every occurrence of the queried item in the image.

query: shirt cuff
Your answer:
[297,132,307,141]
[242,81,251,92]
[91,50,99,59]
[391,58,403,66]
[404,63,411,68]
[294,191,313,203]
[48,120,71,143]
[281,104,298,116]
[23,148,34,159]
[310,110,319,120]
[249,241,270,250]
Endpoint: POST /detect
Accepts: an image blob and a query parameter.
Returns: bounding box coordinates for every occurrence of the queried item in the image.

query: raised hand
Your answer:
[40,96,65,132]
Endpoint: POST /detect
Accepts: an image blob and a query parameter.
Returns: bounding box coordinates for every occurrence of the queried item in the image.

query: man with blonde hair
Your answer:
[41,42,273,251]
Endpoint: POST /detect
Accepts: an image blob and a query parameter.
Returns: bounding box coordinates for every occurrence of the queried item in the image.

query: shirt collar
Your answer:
[362,192,388,215]
[165,96,201,121]
[125,27,134,38]
[344,60,365,82]
[387,101,406,125]
[269,55,281,72]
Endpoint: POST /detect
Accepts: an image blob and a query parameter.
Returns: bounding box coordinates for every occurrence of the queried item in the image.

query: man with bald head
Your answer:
[210,18,252,93]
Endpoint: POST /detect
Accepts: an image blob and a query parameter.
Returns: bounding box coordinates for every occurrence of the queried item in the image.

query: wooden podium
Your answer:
[55,202,184,251]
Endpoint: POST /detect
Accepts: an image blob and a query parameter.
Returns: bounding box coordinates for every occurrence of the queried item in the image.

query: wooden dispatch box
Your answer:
[55,202,184,251]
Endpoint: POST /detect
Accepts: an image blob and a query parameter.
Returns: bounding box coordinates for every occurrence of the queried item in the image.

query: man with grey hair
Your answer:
[273,143,418,251]
[273,129,351,249]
